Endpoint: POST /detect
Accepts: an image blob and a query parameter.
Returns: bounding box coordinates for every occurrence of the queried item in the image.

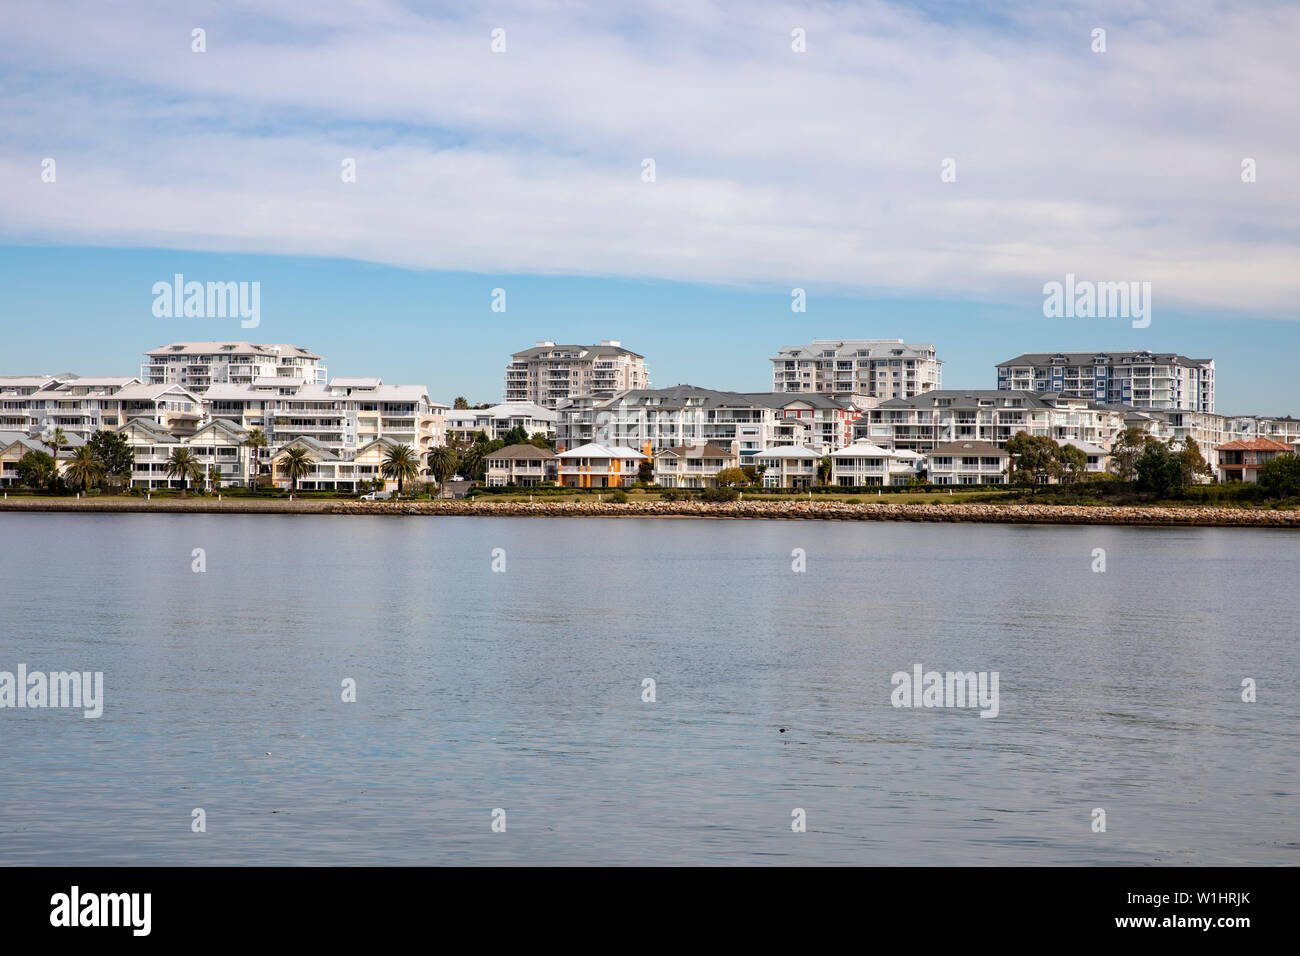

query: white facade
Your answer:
[755,445,823,488]
[997,351,1215,413]
[447,402,557,443]
[829,442,925,487]
[142,342,327,391]
[505,341,650,408]
[771,339,941,398]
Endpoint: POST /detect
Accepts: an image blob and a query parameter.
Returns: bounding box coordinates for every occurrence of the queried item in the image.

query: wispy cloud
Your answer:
[1,0,1296,314]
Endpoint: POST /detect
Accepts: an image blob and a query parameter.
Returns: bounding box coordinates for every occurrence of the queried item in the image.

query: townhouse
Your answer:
[771,339,941,398]
[926,441,1011,486]
[653,442,740,489]
[0,431,86,487]
[556,443,647,488]
[1213,438,1292,484]
[485,444,558,487]
[755,445,823,488]
[996,351,1215,413]
[829,441,925,487]
[505,341,650,408]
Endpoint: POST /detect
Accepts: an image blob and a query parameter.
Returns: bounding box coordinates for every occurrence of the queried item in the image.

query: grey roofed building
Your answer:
[996,350,1215,413]
[995,350,1212,368]
[929,440,1008,457]
[490,442,557,459]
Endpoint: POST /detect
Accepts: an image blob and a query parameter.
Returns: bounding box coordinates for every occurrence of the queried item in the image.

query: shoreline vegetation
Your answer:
[2,495,1299,527]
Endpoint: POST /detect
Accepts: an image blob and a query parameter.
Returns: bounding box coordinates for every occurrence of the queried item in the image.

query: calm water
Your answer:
[1,513,1297,866]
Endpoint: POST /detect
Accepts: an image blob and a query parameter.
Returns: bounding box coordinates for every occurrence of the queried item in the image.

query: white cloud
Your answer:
[0,0,1296,314]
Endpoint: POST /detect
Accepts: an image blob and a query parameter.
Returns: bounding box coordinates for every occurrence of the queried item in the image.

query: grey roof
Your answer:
[867,389,1116,414]
[996,351,1212,368]
[511,342,644,360]
[930,441,1008,456]
[492,443,556,460]
[656,443,737,459]
[599,385,795,410]
[734,391,856,410]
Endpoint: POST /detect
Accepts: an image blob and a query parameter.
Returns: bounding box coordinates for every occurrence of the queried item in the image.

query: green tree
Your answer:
[16,450,55,489]
[1056,443,1088,484]
[817,456,833,484]
[87,430,134,488]
[1177,436,1212,486]
[501,425,529,446]
[453,397,469,410]
[165,448,204,497]
[381,443,420,494]
[715,467,749,487]
[64,446,106,492]
[41,426,68,467]
[1257,453,1300,498]
[528,432,555,450]
[427,445,459,497]
[277,446,315,493]
[1107,427,1151,481]
[1006,432,1062,490]
[243,427,268,487]
[1134,441,1183,496]
[637,460,655,483]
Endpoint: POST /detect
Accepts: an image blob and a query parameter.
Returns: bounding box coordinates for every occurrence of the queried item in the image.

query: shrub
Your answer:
[609,490,629,503]
[699,486,739,502]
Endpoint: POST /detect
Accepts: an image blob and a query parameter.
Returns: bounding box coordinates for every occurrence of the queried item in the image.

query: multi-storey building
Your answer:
[446,402,557,443]
[505,341,649,408]
[1213,437,1293,484]
[0,377,205,440]
[927,441,1011,486]
[204,378,446,463]
[0,431,86,486]
[556,443,647,488]
[1223,415,1300,447]
[653,443,740,489]
[485,444,558,487]
[829,441,925,487]
[141,342,327,391]
[855,390,1126,454]
[996,351,1215,413]
[755,445,822,488]
[770,339,941,398]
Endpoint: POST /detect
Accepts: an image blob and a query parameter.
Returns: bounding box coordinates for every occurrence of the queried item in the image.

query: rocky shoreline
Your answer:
[2,496,1298,527]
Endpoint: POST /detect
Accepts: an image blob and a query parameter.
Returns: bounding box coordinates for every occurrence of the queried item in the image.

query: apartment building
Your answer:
[996,351,1215,413]
[204,377,446,462]
[829,441,925,487]
[556,443,647,488]
[1223,415,1300,447]
[1213,438,1292,484]
[141,342,327,391]
[856,391,1126,454]
[1,377,206,441]
[117,417,250,490]
[0,431,86,486]
[770,339,941,398]
[505,341,649,408]
[653,443,740,489]
[485,444,558,487]
[446,402,557,443]
[927,441,1010,486]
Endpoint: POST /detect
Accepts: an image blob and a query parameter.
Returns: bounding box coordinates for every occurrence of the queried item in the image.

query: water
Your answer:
[1,513,1296,865]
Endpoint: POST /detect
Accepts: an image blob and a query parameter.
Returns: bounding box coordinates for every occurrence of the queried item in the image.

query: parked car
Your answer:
[360,490,392,501]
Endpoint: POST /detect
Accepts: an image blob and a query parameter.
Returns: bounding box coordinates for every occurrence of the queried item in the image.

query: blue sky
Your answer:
[1,1,1297,413]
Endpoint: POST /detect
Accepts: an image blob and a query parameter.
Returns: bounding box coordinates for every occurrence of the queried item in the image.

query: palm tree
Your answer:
[243,427,268,488]
[42,426,68,481]
[381,443,420,495]
[64,446,105,492]
[207,465,222,492]
[427,445,459,498]
[165,448,204,497]
[277,446,315,493]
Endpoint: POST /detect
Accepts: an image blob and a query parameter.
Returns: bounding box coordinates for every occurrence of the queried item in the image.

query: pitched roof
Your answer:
[491,443,556,459]
[557,443,647,459]
[655,443,736,459]
[930,441,1008,456]
[1214,437,1293,452]
[997,351,1212,368]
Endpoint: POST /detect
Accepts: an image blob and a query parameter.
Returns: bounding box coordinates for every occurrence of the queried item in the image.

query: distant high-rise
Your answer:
[141,342,327,392]
[996,351,1214,412]
[505,341,649,408]
[770,339,941,398]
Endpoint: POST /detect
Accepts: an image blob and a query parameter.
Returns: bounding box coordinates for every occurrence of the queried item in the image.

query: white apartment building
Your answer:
[653,442,741,489]
[1223,415,1300,447]
[927,441,1011,485]
[505,341,650,408]
[771,339,941,398]
[141,342,327,391]
[0,377,205,440]
[446,402,557,443]
[856,391,1127,454]
[829,442,925,487]
[996,351,1215,413]
[204,377,446,464]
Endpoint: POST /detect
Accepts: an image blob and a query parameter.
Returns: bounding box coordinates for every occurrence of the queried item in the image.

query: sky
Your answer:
[1,0,1297,414]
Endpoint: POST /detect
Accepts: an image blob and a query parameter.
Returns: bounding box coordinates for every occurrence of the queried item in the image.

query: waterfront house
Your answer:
[653,442,740,489]
[557,443,647,488]
[754,445,822,488]
[829,441,924,487]
[1214,437,1292,483]
[485,443,558,487]
[927,440,1009,485]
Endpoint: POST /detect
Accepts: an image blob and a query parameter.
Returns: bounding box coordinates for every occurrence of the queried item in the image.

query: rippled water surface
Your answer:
[1,514,1296,865]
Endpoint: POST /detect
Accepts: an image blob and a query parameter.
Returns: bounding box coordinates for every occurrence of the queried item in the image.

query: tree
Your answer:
[502,425,529,446]
[1134,441,1183,497]
[277,446,315,493]
[381,443,420,494]
[1056,443,1088,484]
[1107,427,1150,481]
[1257,453,1300,498]
[15,450,54,489]
[637,461,655,483]
[64,446,106,492]
[1177,436,1212,486]
[458,435,501,482]
[528,432,555,450]
[243,427,268,487]
[453,397,469,410]
[41,427,68,469]
[427,445,459,497]
[1006,432,1062,490]
[817,456,833,484]
[715,467,749,487]
[165,448,204,497]
[207,465,223,491]
[87,430,134,489]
